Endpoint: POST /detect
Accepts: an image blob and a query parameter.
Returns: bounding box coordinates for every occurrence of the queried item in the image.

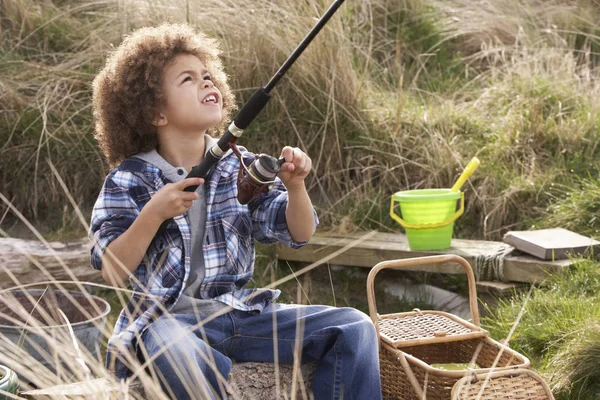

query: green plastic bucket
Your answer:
[390,189,464,251]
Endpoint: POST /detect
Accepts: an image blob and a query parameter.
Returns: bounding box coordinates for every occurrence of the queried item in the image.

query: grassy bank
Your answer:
[484,259,600,399]
[2,0,600,240]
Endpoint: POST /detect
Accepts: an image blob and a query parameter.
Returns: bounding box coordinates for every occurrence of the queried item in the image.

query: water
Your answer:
[328,264,495,322]
[381,279,472,320]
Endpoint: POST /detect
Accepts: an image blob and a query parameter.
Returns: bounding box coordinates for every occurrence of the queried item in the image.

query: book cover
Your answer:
[502,228,600,260]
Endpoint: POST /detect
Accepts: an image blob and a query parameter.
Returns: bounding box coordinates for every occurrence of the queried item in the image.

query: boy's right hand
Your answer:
[143,178,203,222]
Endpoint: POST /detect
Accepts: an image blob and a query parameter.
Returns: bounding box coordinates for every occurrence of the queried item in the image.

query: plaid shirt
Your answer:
[89,146,317,379]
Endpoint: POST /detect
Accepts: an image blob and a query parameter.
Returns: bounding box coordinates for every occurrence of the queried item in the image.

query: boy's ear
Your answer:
[152,110,168,127]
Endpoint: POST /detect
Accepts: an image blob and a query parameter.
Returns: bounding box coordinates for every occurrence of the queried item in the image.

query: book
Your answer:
[503,228,600,260]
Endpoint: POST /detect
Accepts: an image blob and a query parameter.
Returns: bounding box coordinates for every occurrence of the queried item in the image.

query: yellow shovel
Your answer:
[451,157,480,192]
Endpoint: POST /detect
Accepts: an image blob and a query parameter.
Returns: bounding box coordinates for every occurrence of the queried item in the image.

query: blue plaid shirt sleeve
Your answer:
[89,171,141,271]
[248,177,319,249]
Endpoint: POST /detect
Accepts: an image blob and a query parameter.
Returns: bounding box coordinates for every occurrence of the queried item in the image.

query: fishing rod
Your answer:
[159,0,346,232]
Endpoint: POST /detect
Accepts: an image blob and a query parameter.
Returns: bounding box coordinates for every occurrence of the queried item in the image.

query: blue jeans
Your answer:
[140,304,382,400]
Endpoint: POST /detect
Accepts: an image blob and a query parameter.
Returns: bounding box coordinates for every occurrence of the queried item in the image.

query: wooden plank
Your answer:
[503,255,571,283]
[276,231,574,284]
[0,238,101,287]
[476,281,525,296]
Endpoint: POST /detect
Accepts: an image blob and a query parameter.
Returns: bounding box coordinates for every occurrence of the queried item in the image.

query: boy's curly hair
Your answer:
[92,23,236,167]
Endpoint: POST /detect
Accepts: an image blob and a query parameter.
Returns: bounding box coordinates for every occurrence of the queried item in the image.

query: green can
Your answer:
[0,366,18,398]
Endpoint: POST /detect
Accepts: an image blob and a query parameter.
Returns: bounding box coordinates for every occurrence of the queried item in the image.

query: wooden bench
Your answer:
[276,231,575,285]
[0,232,574,291]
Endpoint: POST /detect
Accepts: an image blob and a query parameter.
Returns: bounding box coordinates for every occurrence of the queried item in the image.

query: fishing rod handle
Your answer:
[156,130,231,233]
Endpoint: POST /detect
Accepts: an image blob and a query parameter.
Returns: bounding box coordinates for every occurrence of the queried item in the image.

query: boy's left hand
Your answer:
[278,146,312,189]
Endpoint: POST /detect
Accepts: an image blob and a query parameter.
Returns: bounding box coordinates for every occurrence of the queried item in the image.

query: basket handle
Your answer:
[396,347,426,399]
[366,255,480,341]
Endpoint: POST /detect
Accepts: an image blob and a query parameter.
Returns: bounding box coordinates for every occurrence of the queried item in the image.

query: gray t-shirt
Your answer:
[134,139,228,316]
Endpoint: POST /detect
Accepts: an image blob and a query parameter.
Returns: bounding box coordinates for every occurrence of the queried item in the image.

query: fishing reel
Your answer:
[230,143,285,205]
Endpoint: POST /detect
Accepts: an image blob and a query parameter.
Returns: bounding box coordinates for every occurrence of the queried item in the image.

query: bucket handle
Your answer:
[366,255,480,344]
[390,192,464,230]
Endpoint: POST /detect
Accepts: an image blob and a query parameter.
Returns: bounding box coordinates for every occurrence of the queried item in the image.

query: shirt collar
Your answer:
[134,134,217,182]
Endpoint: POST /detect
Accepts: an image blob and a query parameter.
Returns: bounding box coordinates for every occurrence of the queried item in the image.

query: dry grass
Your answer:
[548,322,600,400]
[484,259,600,400]
[3,0,600,240]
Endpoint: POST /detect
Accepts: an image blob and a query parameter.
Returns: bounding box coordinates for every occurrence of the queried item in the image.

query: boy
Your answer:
[90,23,381,399]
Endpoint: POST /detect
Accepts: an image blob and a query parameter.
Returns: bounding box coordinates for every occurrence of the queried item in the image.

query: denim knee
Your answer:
[337,308,377,341]
[139,317,230,400]
[141,316,218,375]
[142,318,191,356]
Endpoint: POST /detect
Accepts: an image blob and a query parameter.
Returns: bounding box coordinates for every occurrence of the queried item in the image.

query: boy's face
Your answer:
[155,53,223,134]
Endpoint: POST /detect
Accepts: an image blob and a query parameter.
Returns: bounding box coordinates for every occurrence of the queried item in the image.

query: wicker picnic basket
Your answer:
[367,255,530,400]
[451,368,554,399]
